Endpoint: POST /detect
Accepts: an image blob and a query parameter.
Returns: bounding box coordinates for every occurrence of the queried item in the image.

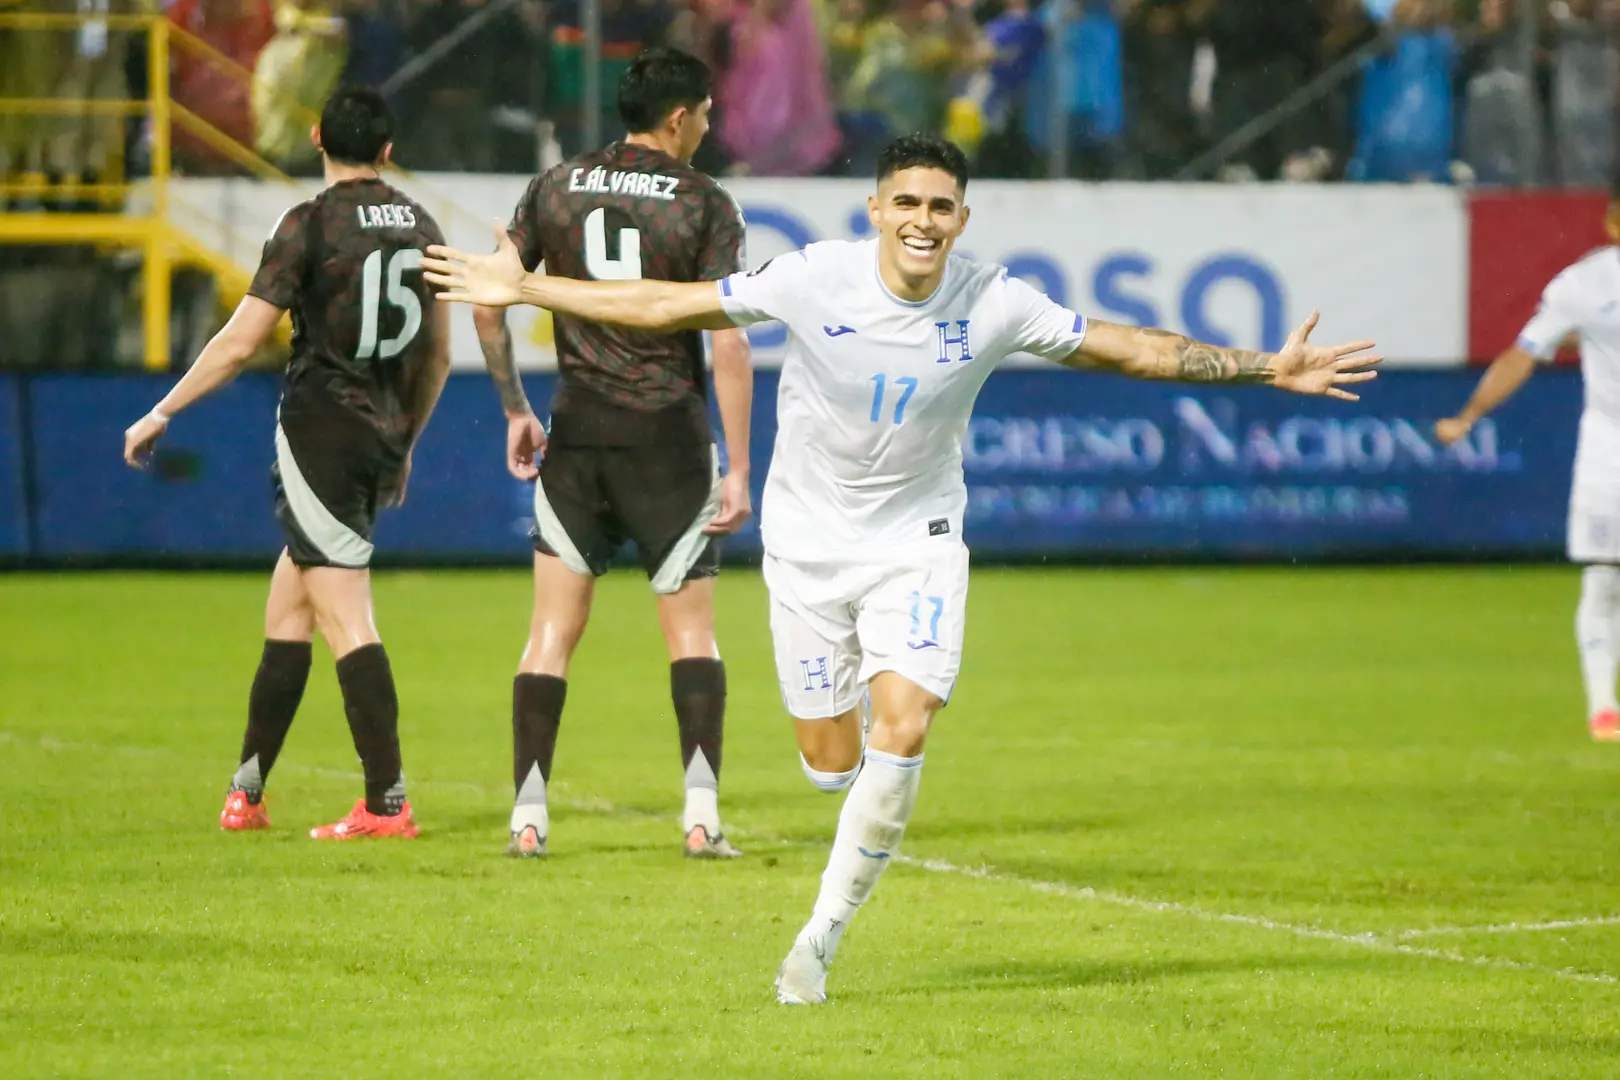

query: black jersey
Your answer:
[506,141,746,445]
[247,177,445,458]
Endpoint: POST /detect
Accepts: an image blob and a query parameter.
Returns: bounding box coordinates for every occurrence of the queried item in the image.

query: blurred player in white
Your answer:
[1438,196,1620,742]
[424,134,1381,1004]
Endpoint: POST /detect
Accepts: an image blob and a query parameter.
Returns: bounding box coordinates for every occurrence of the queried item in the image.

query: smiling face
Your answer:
[869,166,970,300]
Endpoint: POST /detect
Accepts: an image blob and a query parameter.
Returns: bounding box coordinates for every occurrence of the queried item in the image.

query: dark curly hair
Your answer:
[876,134,970,191]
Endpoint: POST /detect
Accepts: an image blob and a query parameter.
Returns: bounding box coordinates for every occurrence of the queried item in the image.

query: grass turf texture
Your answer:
[3,566,1619,1077]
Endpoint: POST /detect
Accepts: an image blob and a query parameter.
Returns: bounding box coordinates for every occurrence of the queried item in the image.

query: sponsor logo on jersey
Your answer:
[355,204,418,229]
[568,166,680,201]
[823,324,857,337]
[927,518,950,536]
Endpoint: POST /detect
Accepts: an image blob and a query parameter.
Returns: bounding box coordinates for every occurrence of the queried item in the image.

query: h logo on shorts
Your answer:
[935,320,973,364]
[800,656,832,692]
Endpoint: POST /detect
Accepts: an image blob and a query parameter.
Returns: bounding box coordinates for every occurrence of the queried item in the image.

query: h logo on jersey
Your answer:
[935,320,973,364]
[800,657,832,692]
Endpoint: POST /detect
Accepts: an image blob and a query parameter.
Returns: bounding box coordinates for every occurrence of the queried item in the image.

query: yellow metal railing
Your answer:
[0,10,494,369]
[0,12,172,369]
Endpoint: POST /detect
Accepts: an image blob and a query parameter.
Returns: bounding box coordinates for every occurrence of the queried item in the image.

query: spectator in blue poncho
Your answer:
[1347,0,1457,182]
[1023,0,1123,178]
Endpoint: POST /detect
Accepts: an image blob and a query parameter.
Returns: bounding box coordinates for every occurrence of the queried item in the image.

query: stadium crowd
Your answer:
[0,0,1617,188]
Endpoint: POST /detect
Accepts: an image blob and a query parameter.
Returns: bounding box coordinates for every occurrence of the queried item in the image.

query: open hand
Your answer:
[424,222,527,307]
[1269,311,1382,401]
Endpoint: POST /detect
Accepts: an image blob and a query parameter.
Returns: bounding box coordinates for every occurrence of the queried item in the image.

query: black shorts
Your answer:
[532,441,720,592]
[271,408,402,570]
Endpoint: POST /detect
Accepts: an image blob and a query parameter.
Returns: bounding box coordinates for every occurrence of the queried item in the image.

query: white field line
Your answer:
[6,730,1618,988]
[1395,916,1620,939]
[895,855,1618,987]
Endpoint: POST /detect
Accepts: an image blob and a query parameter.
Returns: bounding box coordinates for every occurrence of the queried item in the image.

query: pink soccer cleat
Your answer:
[1591,709,1620,743]
[309,798,420,840]
[220,789,271,831]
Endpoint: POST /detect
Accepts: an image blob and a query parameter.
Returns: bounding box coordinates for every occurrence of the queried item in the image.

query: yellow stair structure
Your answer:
[0,11,489,369]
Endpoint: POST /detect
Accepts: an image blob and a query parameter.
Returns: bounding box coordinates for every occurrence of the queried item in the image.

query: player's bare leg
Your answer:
[221,550,316,830]
[794,707,865,792]
[656,576,740,858]
[302,566,418,840]
[509,552,594,856]
[777,672,941,1004]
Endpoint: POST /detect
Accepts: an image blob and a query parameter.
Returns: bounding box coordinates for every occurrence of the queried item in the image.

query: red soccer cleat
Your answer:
[1591,709,1620,743]
[220,789,271,831]
[309,798,420,840]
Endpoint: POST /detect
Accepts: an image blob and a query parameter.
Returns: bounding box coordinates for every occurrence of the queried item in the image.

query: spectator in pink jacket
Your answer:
[718,0,841,174]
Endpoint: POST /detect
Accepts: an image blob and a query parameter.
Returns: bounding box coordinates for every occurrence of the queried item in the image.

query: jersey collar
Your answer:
[870,238,951,309]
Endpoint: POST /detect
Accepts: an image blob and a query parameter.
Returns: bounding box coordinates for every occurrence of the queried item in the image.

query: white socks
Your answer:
[798,748,924,964]
[510,761,549,836]
[800,753,861,792]
[1577,565,1620,717]
[683,784,720,835]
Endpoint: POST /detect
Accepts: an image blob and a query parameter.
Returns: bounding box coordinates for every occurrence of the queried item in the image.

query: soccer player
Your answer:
[470,47,753,860]
[122,88,451,840]
[1436,190,1620,742]
[423,134,1380,1002]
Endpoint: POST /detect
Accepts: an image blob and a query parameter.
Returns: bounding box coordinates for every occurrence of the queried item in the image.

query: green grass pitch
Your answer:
[4,565,1620,1076]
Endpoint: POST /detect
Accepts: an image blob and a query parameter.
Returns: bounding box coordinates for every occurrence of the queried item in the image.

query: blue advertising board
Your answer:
[0,375,28,556]
[956,368,1581,558]
[2,368,1586,563]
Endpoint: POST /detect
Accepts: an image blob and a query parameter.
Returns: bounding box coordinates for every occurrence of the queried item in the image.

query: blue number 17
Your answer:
[869,373,919,425]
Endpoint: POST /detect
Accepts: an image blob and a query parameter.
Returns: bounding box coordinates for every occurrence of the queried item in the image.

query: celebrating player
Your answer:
[1437,189,1620,742]
[123,88,451,840]
[470,47,754,859]
[423,134,1380,1002]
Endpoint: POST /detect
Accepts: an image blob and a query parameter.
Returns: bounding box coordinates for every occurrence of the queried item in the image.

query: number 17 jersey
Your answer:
[718,240,1089,561]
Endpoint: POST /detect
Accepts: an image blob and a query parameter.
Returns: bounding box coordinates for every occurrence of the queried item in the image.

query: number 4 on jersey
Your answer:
[356,248,423,360]
[584,207,643,281]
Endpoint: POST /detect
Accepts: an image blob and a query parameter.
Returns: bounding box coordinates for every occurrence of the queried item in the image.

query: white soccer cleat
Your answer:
[774,935,830,1005]
[684,823,742,859]
[508,802,548,858]
[507,824,546,858]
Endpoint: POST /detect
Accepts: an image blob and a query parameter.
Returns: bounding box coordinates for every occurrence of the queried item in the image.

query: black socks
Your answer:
[513,673,567,796]
[671,658,726,788]
[335,643,404,815]
[232,639,313,801]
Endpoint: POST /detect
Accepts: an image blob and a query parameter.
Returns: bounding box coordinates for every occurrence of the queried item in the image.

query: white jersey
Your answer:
[717,239,1088,560]
[1518,246,1620,425]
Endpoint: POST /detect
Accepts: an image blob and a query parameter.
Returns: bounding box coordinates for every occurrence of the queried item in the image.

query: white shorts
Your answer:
[1569,413,1620,563]
[763,544,970,719]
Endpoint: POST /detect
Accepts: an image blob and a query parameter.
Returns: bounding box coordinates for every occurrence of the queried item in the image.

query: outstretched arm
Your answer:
[423,224,738,333]
[122,295,285,467]
[1434,345,1536,445]
[1065,312,1381,400]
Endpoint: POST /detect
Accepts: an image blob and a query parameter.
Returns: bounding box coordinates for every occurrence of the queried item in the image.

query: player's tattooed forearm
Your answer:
[1173,340,1274,384]
[478,321,530,413]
